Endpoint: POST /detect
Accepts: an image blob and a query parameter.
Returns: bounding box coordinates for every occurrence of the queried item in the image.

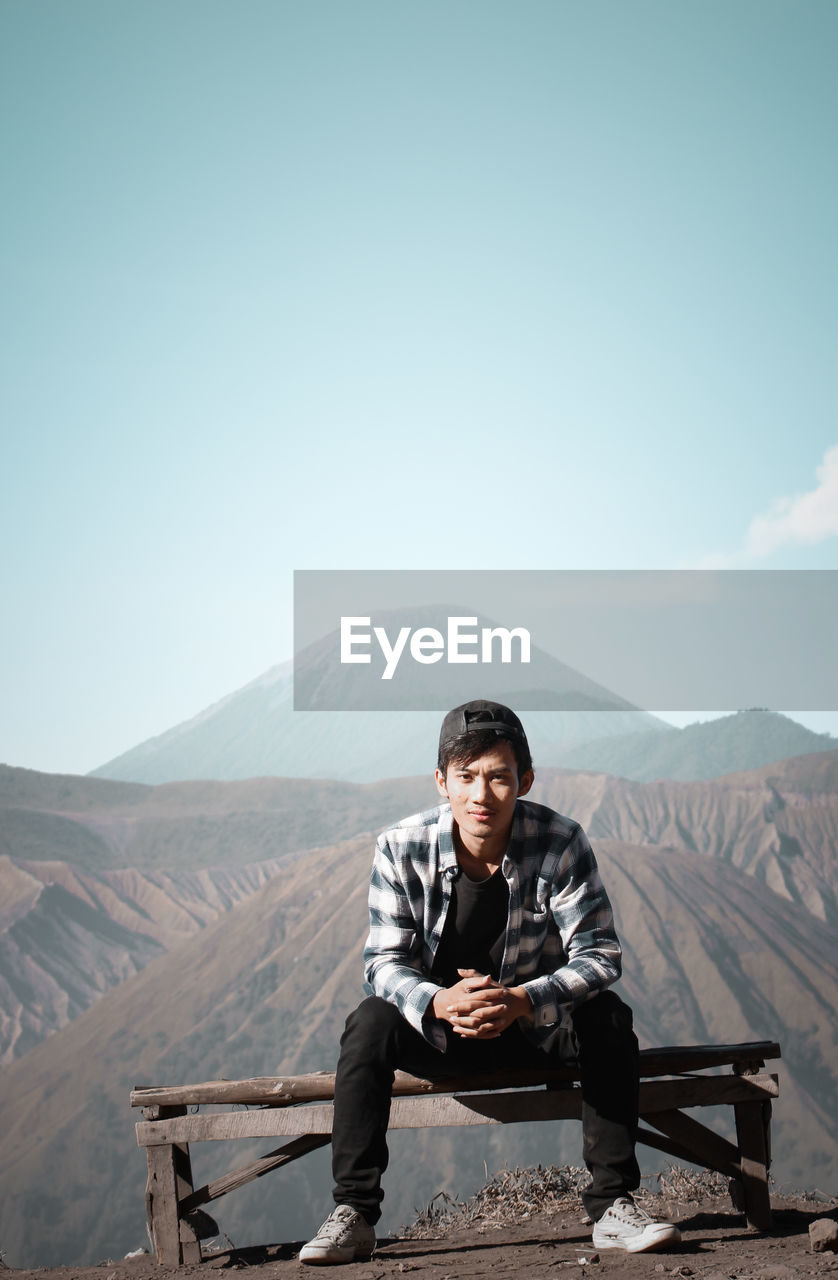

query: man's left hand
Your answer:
[444,968,533,1039]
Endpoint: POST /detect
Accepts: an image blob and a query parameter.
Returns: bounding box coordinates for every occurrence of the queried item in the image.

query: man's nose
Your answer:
[471,774,489,799]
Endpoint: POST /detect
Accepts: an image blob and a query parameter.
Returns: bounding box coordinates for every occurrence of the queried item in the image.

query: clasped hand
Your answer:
[431,968,533,1039]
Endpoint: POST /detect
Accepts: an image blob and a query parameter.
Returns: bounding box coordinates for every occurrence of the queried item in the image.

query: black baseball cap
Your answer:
[438,700,529,758]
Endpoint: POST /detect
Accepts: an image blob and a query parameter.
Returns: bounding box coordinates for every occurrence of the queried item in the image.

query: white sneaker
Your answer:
[591,1196,681,1253]
[298,1204,376,1265]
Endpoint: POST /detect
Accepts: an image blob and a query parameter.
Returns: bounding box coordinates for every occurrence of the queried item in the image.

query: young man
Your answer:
[300,700,680,1264]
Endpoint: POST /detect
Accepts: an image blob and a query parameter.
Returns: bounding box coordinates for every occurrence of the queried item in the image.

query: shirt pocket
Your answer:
[516,904,550,973]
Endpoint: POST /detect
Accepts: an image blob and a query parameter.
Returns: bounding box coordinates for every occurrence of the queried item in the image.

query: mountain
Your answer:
[0,763,437,1062]
[4,749,838,1064]
[88,653,835,786]
[544,709,838,781]
[0,823,836,1268]
[0,853,292,1061]
[532,750,838,928]
[0,762,436,872]
[89,656,669,785]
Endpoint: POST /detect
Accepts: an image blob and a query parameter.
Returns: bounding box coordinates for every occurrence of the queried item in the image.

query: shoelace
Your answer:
[609,1198,651,1226]
[317,1207,360,1240]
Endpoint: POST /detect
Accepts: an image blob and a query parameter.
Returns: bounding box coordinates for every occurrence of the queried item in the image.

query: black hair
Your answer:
[437,725,533,780]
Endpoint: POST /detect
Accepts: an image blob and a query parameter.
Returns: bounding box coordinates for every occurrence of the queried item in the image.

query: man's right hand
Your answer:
[431,968,494,1021]
[431,968,532,1039]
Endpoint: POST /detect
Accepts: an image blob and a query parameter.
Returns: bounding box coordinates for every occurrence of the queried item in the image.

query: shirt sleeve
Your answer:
[519,823,623,1030]
[362,833,446,1048]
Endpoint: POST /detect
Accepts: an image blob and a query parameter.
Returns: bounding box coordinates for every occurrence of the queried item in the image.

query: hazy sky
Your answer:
[2,1,837,774]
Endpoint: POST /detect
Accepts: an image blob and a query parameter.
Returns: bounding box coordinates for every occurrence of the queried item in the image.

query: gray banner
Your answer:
[293,570,838,711]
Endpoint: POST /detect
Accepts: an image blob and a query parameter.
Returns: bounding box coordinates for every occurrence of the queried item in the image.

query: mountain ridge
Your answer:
[546,708,837,781]
[3,750,838,1062]
[87,652,671,784]
[87,674,837,787]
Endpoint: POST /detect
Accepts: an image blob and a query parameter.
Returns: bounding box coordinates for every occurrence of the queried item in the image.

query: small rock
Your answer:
[810,1218,838,1253]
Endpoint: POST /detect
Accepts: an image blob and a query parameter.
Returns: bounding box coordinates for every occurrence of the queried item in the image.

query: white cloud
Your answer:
[743,444,838,558]
[694,444,838,568]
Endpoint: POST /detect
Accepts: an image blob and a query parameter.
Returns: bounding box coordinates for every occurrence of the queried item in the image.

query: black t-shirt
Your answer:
[430,867,509,987]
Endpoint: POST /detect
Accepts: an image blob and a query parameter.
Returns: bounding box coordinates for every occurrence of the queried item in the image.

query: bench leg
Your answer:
[734,1100,773,1230]
[144,1107,202,1265]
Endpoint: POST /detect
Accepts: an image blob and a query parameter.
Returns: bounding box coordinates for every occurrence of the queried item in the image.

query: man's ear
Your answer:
[434,767,448,798]
[517,768,535,798]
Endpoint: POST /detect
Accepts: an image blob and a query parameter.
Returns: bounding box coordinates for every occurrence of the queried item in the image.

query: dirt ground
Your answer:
[6,1194,838,1280]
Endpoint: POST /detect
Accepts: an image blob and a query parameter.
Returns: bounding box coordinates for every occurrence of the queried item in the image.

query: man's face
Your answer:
[435,740,534,848]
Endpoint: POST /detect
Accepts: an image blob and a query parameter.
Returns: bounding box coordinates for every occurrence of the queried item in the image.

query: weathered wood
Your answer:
[134,1040,782,1267]
[638,1041,779,1075]
[387,1077,774,1130]
[136,1090,580,1146]
[130,1041,782,1109]
[131,1068,571,1109]
[389,1090,583,1127]
[136,1073,778,1147]
[644,1108,741,1178]
[143,1106,201,1265]
[145,1144,186,1266]
[643,1074,778,1111]
[173,1141,202,1263]
[180,1135,331,1212]
[734,1099,773,1230]
[138,1101,332,1146]
[636,1124,708,1167]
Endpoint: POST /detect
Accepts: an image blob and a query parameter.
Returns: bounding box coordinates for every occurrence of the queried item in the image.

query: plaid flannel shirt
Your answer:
[363,797,622,1052]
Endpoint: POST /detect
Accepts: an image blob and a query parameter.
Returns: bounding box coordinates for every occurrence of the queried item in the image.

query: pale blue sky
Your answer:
[2,0,837,773]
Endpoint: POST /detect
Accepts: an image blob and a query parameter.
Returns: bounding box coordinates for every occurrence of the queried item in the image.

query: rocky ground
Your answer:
[5,1168,838,1280]
[6,1193,838,1280]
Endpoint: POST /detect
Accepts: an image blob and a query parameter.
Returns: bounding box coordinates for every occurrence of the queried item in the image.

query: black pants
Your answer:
[331,990,640,1224]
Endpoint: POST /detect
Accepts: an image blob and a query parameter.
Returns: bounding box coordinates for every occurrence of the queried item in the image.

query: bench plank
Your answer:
[130,1041,781,1110]
[180,1135,331,1214]
[636,1124,716,1169]
[644,1108,741,1178]
[136,1073,778,1147]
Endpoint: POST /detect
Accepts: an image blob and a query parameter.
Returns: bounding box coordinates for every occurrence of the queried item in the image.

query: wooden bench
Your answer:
[132,1039,781,1265]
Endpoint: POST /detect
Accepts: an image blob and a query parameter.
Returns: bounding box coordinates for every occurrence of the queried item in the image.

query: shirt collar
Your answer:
[438,804,459,876]
[502,800,526,868]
